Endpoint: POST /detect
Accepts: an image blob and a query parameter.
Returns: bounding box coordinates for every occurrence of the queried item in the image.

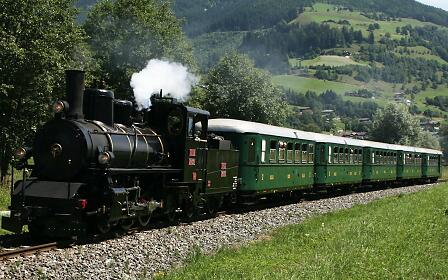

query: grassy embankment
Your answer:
[0,167,23,235]
[158,180,448,279]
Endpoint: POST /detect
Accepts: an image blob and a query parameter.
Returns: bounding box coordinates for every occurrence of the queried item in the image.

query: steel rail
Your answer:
[0,242,59,261]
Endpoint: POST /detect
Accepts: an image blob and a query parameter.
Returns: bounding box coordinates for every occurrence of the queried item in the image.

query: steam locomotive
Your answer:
[3,70,239,237]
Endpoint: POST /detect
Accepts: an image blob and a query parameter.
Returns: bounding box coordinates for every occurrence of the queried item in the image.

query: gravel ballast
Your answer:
[0,183,440,279]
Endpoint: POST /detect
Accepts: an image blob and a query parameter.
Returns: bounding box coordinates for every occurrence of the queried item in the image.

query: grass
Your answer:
[0,166,24,235]
[158,183,448,280]
[294,3,444,41]
[272,75,394,105]
[290,55,368,68]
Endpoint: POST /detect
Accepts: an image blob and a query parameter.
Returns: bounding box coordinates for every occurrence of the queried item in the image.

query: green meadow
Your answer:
[158,183,448,280]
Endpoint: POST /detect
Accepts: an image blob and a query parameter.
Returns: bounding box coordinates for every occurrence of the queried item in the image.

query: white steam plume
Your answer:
[130,59,198,109]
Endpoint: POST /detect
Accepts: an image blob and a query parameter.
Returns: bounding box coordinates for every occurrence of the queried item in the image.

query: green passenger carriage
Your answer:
[314,136,364,186]
[208,119,316,195]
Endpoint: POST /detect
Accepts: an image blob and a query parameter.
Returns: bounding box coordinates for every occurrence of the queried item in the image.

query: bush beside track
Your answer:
[158,182,448,279]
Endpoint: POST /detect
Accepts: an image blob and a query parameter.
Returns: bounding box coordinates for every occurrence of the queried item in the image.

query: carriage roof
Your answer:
[208,119,442,155]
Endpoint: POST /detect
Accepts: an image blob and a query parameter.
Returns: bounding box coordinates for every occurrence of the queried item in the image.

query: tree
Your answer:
[0,0,85,181]
[193,53,288,126]
[83,0,194,98]
[369,103,422,145]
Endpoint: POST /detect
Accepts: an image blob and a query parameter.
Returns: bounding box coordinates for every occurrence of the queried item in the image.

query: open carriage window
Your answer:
[309,144,314,163]
[295,143,301,163]
[287,143,294,163]
[333,147,339,164]
[278,141,286,162]
[302,144,308,163]
[270,141,277,162]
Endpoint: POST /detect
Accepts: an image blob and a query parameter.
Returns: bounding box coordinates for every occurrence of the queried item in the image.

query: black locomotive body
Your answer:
[3,70,239,237]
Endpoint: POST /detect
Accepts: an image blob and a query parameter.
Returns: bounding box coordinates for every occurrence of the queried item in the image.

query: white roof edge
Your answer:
[207,119,443,155]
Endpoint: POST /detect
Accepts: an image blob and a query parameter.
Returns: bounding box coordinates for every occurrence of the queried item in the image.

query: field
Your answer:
[294,3,444,42]
[290,55,367,67]
[159,183,448,279]
[272,75,393,105]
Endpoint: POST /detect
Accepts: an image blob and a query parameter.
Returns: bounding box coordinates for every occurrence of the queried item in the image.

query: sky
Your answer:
[416,0,448,11]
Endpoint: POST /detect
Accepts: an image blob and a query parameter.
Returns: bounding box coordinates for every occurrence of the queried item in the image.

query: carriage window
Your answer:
[270,141,277,162]
[333,147,339,164]
[294,143,301,163]
[287,143,293,163]
[372,152,375,164]
[359,150,363,163]
[261,140,266,163]
[344,148,349,163]
[302,144,308,163]
[278,141,286,162]
[309,144,314,163]
[350,149,354,164]
[328,146,332,163]
[339,147,344,163]
[248,138,256,163]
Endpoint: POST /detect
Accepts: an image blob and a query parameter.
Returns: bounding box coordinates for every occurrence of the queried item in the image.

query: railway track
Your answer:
[0,180,444,262]
[0,242,60,261]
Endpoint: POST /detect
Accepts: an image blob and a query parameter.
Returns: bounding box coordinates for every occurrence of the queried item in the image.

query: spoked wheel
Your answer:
[166,209,179,225]
[184,203,198,222]
[119,219,134,232]
[97,220,112,234]
[206,196,222,217]
[137,214,151,227]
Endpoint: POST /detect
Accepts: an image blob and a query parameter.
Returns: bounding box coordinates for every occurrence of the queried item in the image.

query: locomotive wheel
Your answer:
[97,220,111,234]
[206,196,223,217]
[137,214,151,227]
[184,203,198,221]
[119,219,134,231]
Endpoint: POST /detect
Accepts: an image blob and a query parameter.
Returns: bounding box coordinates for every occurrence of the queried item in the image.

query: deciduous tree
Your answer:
[194,53,288,125]
[369,103,440,149]
[0,0,85,181]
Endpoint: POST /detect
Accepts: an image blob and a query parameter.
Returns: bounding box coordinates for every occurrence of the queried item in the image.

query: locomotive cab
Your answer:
[146,94,210,184]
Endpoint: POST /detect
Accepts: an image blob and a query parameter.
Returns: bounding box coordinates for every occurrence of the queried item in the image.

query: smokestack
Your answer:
[66,70,85,119]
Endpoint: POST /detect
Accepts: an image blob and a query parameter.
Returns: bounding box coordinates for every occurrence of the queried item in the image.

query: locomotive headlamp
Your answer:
[53,100,66,114]
[15,147,27,160]
[98,152,111,165]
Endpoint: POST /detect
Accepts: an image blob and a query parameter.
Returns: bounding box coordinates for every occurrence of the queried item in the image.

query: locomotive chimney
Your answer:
[65,70,85,119]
